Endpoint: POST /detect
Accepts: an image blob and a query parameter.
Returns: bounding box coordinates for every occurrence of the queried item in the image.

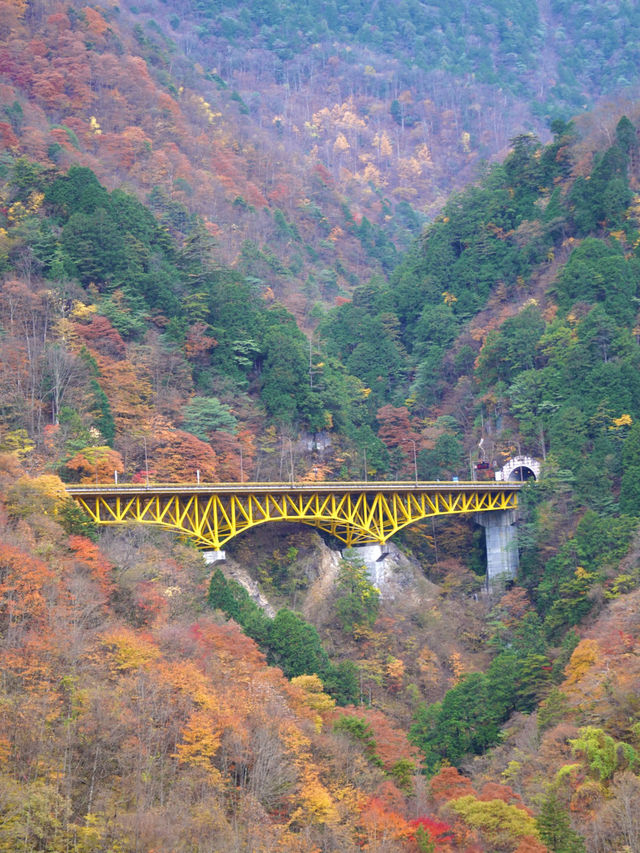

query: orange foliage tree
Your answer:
[67,534,113,596]
[65,445,124,483]
[147,425,217,482]
[0,542,55,637]
[358,795,412,849]
[92,354,154,435]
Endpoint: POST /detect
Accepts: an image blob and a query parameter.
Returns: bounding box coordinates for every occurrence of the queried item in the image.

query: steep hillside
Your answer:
[0,458,548,853]
[0,462,421,851]
[464,579,640,852]
[5,4,640,850]
[0,0,414,319]
[171,0,640,117]
[2,0,640,322]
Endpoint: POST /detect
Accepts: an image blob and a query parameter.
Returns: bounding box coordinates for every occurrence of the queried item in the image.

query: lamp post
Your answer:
[410,439,418,484]
[143,435,149,487]
[289,438,294,483]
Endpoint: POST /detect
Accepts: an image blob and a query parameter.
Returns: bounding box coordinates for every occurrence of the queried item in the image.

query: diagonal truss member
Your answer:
[66,481,521,551]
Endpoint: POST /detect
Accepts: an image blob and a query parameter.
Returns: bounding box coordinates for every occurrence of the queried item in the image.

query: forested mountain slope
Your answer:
[3,0,640,321]
[176,0,639,116]
[3,103,640,850]
[4,1,640,850]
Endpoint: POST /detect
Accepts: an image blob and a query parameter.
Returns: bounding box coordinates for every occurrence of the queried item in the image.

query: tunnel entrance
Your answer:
[495,455,541,483]
[507,465,537,482]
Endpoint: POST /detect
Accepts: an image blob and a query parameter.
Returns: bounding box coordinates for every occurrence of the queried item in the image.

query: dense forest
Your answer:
[175,0,640,116]
[2,0,640,325]
[4,0,640,850]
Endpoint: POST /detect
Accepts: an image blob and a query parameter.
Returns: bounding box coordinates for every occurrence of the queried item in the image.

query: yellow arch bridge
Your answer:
[66,481,521,552]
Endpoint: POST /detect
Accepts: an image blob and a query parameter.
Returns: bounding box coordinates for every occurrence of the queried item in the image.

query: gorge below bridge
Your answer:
[67,480,523,585]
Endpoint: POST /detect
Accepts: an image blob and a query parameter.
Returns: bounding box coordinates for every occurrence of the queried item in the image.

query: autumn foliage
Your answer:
[3,0,640,849]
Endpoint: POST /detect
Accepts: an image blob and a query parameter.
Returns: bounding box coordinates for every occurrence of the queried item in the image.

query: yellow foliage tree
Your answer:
[362,162,384,187]
[611,413,633,429]
[174,710,223,783]
[0,427,34,458]
[282,722,338,825]
[373,131,393,160]
[156,660,219,711]
[101,627,161,672]
[448,795,539,848]
[564,638,600,685]
[334,133,350,155]
[291,673,335,730]
[6,474,67,519]
[385,657,406,694]
[415,143,433,166]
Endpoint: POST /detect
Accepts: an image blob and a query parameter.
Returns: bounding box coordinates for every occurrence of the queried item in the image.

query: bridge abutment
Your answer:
[475,510,518,590]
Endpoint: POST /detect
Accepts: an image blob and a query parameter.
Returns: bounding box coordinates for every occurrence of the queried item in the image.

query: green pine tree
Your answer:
[334,550,380,633]
[536,791,585,853]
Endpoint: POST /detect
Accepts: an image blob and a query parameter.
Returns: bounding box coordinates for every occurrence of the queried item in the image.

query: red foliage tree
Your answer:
[0,121,18,149]
[68,534,113,596]
[409,816,454,850]
[330,705,418,771]
[429,766,477,805]
[74,315,126,359]
[208,428,255,482]
[478,781,530,811]
[376,404,423,476]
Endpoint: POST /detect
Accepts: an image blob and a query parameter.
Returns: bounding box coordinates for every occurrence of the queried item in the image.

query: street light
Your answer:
[289,438,294,483]
[410,440,418,484]
[143,435,149,487]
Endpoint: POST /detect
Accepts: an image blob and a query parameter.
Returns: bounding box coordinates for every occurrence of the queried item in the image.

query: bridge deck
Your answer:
[66,480,522,495]
[66,481,522,549]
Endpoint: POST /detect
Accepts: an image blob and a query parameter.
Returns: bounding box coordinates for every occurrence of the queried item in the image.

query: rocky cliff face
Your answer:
[221,529,439,615]
[217,527,444,667]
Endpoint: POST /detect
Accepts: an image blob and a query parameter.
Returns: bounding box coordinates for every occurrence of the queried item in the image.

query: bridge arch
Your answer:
[67,482,521,552]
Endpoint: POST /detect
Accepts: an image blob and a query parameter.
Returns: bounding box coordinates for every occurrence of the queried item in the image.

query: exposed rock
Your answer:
[214,558,277,618]
[301,537,439,624]
[350,542,418,598]
[214,528,440,624]
[300,542,342,624]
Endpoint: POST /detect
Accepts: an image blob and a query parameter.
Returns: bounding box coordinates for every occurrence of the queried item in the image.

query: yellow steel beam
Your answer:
[70,485,516,547]
[67,481,521,551]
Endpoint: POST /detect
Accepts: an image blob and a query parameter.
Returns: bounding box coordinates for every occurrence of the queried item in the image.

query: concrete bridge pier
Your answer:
[203,550,226,564]
[475,510,519,590]
[349,544,390,589]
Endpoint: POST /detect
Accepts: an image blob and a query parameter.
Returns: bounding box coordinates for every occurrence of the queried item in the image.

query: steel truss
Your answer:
[67,481,521,550]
